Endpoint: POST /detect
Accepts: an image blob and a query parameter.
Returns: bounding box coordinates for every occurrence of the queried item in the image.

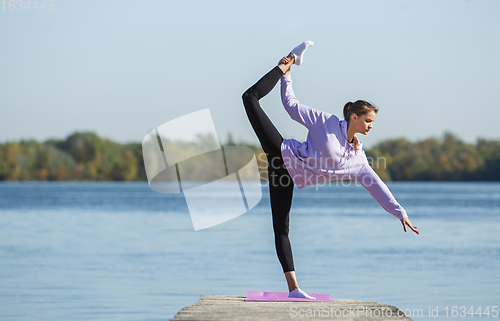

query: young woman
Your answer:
[242,41,419,299]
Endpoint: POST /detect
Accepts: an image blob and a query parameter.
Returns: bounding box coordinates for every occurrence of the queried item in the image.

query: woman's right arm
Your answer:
[280,75,328,129]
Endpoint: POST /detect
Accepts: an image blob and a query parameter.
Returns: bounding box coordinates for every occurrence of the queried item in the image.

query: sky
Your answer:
[1,0,499,148]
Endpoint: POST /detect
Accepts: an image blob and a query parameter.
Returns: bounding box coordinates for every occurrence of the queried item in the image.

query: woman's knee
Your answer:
[242,88,257,105]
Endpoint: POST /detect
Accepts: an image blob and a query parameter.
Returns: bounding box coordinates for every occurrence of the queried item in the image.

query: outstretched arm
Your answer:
[354,163,419,235]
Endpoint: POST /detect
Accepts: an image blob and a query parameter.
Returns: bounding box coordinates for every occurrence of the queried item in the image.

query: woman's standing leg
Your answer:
[242,56,315,299]
[268,165,295,274]
[242,63,296,274]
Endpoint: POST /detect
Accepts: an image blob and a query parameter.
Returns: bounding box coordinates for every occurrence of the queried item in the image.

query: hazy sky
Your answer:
[1,0,499,148]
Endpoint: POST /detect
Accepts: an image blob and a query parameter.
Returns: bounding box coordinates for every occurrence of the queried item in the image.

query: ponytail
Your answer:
[343,102,353,121]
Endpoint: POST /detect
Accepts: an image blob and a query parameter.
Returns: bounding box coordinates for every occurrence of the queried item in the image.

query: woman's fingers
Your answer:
[401,218,419,235]
[409,223,420,235]
[279,56,291,64]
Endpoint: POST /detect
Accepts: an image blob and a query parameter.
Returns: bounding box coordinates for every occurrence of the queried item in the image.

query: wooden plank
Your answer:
[171,295,413,320]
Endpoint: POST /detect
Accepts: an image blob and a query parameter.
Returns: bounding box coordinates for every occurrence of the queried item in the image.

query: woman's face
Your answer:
[351,110,376,135]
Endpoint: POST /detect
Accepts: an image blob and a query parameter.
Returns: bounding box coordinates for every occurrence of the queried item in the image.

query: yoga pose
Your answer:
[242,41,419,299]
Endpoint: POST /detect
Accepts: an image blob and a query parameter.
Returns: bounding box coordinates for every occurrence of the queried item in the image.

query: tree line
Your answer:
[0,131,498,181]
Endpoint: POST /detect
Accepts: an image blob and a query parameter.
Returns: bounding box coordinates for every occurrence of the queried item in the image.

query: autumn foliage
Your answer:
[0,131,498,181]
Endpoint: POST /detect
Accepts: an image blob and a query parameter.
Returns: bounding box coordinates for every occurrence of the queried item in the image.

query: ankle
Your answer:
[278,61,293,74]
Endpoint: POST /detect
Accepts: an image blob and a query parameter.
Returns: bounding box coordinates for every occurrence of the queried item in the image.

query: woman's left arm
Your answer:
[354,163,419,235]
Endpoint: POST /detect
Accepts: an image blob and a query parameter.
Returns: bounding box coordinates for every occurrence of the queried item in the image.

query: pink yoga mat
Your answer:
[245,290,334,302]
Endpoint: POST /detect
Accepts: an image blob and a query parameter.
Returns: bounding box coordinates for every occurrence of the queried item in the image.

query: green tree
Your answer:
[112,149,138,181]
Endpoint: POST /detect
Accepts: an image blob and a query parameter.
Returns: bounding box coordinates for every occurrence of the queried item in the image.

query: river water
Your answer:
[1,181,499,320]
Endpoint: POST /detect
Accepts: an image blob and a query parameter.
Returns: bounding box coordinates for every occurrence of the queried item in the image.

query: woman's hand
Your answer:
[279,56,290,65]
[278,54,294,75]
[400,217,419,235]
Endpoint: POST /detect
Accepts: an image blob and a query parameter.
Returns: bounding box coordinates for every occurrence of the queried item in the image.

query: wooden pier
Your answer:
[171,294,412,320]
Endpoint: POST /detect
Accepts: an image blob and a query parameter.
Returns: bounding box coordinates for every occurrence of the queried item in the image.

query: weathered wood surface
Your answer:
[171,294,412,320]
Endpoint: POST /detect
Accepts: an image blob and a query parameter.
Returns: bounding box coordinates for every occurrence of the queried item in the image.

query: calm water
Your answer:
[0,181,499,320]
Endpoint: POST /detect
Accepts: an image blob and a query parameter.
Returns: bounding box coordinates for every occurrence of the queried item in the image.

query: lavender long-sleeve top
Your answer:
[279,74,407,220]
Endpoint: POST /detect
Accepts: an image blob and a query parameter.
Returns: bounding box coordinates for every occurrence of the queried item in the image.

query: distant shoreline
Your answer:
[1,131,499,181]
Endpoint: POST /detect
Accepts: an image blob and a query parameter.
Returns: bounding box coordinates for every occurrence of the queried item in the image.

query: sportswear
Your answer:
[280,74,407,220]
[242,66,296,273]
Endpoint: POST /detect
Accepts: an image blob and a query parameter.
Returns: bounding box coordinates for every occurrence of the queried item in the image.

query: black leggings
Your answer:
[242,66,295,273]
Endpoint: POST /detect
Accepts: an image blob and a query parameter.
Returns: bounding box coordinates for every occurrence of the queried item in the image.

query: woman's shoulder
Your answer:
[322,112,339,122]
[322,113,342,130]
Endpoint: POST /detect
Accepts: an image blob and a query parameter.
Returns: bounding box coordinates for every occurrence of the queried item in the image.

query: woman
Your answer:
[242,41,419,299]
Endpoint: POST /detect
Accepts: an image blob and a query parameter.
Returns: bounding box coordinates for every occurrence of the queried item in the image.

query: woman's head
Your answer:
[343,100,378,136]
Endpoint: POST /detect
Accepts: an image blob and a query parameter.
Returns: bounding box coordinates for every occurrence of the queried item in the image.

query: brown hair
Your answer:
[343,100,378,151]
